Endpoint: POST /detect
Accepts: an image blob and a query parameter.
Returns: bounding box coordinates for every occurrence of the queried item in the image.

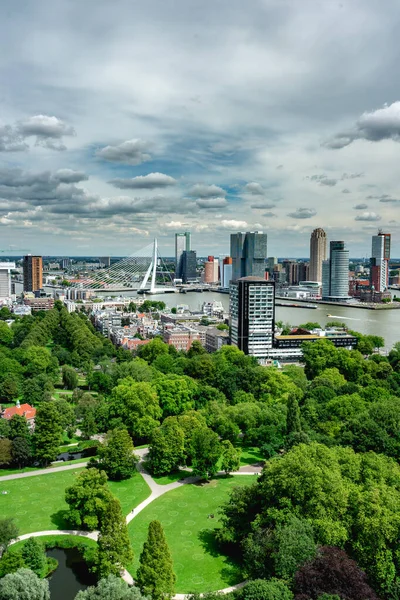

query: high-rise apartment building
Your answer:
[175,232,191,278]
[222,257,233,288]
[23,255,43,292]
[181,250,197,283]
[309,228,327,283]
[230,231,267,281]
[230,277,275,358]
[322,241,349,301]
[0,262,15,299]
[203,256,218,283]
[100,256,111,268]
[370,231,391,292]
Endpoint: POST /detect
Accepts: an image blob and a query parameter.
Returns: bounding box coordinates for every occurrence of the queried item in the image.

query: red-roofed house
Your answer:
[1,403,36,429]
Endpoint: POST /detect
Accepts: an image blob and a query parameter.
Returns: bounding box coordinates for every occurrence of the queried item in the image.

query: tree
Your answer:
[0,376,20,402]
[11,437,32,469]
[294,546,379,600]
[62,365,78,390]
[136,520,175,600]
[286,395,301,436]
[22,375,54,405]
[24,346,56,378]
[0,551,25,577]
[0,322,14,346]
[148,418,185,476]
[21,538,46,577]
[0,568,50,600]
[0,438,12,465]
[9,415,30,440]
[137,338,169,364]
[34,402,63,465]
[74,575,149,599]
[190,427,221,480]
[273,516,317,580]
[93,429,137,481]
[53,398,76,430]
[0,519,19,554]
[153,374,197,417]
[221,440,241,474]
[0,419,10,438]
[240,579,293,600]
[109,379,161,442]
[95,497,133,578]
[65,468,114,530]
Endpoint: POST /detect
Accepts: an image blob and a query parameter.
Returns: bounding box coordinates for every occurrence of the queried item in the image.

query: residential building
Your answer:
[370,231,391,292]
[163,325,200,351]
[203,256,217,283]
[202,300,224,317]
[230,276,275,358]
[230,231,268,281]
[309,228,327,283]
[205,328,229,353]
[222,257,233,288]
[1,402,36,429]
[60,258,71,270]
[181,250,197,283]
[267,257,277,275]
[322,241,349,301]
[0,262,15,299]
[100,256,111,268]
[23,296,54,311]
[23,255,43,292]
[175,232,191,277]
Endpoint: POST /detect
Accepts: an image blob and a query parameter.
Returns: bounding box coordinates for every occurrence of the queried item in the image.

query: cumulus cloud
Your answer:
[355,212,382,221]
[0,125,28,152]
[341,172,363,180]
[196,197,228,209]
[54,169,88,183]
[262,211,276,217]
[244,182,265,195]
[366,193,400,203]
[220,219,248,229]
[187,183,226,198]
[354,203,368,210]
[16,115,75,150]
[109,172,177,189]
[325,101,400,149]
[319,178,337,187]
[96,139,152,165]
[250,201,276,209]
[307,174,337,186]
[342,189,351,194]
[287,208,316,219]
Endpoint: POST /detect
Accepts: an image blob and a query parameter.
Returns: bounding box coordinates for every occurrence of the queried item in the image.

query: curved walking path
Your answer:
[7,446,262,597]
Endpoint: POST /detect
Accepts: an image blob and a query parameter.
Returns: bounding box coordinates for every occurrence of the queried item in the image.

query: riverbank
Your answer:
[275,296,400,310]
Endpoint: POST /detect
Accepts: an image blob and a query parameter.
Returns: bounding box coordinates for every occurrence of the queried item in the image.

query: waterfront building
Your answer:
[309,228,327,283]
[100,256,111,268]
[181,250,197,283]
[370,231,391,292]
[322,241,349,301]
[230,231,267,281]
[175,232,191,278]
[222,257,233,288]
[230,276,275,358]
[23,255,43,292]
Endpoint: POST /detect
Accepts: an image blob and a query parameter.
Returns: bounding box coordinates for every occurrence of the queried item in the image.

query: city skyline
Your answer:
[1,1,400,257]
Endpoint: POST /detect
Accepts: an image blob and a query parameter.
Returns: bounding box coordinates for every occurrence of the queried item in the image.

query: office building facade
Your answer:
[230,276,275,358]
[309,228,327,283]
[322,241,349,301]
[0,262,15,299]
[181,250,197,283]
[370,231,390,292]
[23,255,43,292]
[175,232,191,278]
[222,257,233,288]
[230,231,267,281]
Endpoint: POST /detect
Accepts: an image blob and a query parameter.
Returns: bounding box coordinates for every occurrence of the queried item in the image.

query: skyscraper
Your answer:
[0,262,15,299]
[322,241,349,301]
[370,231,391,292]
[230,276,275,358]
[175,232,191,278]
[23,255,43,292]
[181,250,197,283]
[230,231,267,281]
[309,228,327,283]
[222,257,233,288]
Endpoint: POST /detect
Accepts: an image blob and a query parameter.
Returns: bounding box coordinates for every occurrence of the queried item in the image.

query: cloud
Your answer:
[220,219,248,229]
[366,193,400,203]
[341,172,363,180]
[287,208,316,219]
[262,212,276,217]
[187,184,226,198]
[319,178,337,187]
[325,101,400,149]
[244,182,265,195]
[354,203,368,210]
[96,139,152,165]
[16,115,75,150]
[196,197,228,209]
[342,189,351,194]
[54,169,88,183]
[109,172,177,189]
[0,125,28,152]
[307,174,337,186]
[355,212,381,221]
[250,201,276,209]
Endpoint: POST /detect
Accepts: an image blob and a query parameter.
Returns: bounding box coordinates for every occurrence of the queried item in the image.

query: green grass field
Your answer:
[127,476,253,593]
[239,446,265,467]
[0,468,151,534]
[152,470,192,485]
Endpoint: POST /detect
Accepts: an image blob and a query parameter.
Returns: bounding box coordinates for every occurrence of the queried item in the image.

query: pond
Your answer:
[47,548,97,600]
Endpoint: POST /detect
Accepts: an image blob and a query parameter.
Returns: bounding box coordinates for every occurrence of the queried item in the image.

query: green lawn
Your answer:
[152,470,192,485]
[239,446,265,467]
[127,476,253,593]
[0,468,150,534]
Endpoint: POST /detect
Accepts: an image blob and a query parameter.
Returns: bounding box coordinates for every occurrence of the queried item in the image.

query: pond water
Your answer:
[47,547,96,600]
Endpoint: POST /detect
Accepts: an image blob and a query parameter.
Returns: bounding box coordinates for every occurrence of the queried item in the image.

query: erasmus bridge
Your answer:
[69,239,177,295]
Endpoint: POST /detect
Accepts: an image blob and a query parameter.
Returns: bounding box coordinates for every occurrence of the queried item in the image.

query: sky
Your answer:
[1,0,400,258]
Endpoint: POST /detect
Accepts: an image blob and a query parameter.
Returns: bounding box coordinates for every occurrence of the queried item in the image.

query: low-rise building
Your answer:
[23,297,55,311]
[163,325,200,351]
[205,328,229,352]
[1,402,36,429]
